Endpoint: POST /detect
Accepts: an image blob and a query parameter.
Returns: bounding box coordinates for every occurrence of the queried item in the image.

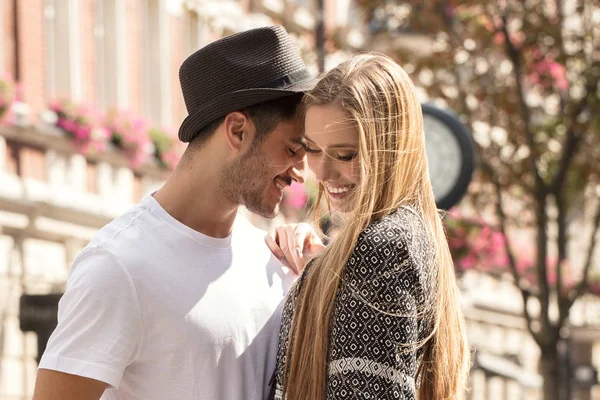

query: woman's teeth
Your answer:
[327,185,350,194]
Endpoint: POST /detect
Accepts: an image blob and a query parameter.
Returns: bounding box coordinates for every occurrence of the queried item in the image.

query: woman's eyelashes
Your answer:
[305,146,321,155]
[306,145,356,162]
[336,152,357,162]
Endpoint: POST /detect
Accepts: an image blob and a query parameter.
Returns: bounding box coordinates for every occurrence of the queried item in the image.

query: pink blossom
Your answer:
[75,126,91,141]
[284,181,308,210]
[548,61,568,90]
[527,51,569,91]
[448,237,465,249]
[458,255,477,270]
[493,32,505,45]
[62,120,77,133]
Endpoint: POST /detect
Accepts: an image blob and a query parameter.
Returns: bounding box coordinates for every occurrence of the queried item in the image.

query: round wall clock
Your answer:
[422,103,475,210]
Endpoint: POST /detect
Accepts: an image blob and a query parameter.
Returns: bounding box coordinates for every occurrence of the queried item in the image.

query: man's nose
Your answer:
[289,156,306,184]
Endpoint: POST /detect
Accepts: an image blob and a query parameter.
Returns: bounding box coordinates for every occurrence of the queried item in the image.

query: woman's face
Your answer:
[304,105,360,213]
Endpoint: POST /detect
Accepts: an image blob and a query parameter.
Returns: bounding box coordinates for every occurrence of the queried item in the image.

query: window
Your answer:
[44,0,82,101]
[184,11,200,56]
[140,0,172,126]
[20,145,46,181]
[3,141,48,182]
[85,161,98,194]
[0,1,5,72]
[5,140,20,175]
[94,0,129,109]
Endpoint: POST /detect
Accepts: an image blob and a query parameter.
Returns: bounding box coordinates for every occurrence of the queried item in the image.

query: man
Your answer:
[33,26,316,400]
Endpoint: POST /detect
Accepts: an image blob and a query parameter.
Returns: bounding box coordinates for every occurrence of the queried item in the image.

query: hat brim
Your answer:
[178,77,318,143]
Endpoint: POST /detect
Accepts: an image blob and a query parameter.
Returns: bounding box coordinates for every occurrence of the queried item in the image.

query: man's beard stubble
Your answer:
[221,148,279,218]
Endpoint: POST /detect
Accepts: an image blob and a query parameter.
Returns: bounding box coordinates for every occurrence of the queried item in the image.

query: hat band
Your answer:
[261,68,312,89]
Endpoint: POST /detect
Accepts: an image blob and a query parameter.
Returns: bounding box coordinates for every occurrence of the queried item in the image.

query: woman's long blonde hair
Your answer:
[283,54,470,399]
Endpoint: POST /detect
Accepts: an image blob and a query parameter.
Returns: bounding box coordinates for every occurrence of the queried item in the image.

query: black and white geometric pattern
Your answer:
[271,207,435,400]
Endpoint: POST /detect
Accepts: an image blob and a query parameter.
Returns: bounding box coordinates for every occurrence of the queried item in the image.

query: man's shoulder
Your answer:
[84,200,161,266]
[91,200,151,239]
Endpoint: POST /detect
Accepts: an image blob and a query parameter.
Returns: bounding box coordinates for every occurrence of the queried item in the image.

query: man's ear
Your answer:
[223,111,250,151]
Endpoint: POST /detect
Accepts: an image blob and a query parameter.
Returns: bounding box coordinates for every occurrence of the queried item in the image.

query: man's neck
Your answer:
[153,163,238,239]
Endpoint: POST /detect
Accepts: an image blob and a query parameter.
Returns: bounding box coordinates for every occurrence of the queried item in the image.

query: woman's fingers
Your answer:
[266,223,327,275]
[265,233,285,261]
[277,226,300,273]
[286,225,304,274]
[306,230,326,256]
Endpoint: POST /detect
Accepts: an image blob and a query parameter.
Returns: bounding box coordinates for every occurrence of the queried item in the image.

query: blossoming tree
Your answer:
[357,0,600,398]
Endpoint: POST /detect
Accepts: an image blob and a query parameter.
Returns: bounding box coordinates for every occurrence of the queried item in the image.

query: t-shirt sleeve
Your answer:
[38,247,143,388]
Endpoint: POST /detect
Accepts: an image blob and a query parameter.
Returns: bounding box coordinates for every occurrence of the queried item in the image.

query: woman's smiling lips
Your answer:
[325,183,354,201]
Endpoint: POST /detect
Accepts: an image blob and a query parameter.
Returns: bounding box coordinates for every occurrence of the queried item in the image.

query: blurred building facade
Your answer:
[0,1,366,399]
[2,1,599,400]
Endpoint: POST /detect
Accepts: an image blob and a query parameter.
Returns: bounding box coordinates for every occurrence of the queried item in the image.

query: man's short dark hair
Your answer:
[187,93,303,151]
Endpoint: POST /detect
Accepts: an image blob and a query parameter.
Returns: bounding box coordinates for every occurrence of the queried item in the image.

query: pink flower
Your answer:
[549,61,568,90]
[448,237,465,249]
[62,120,77,133]
[493,32,505,45]
[458,255,477,270]
[75,126,91,141]
[527,50,569,91]
[284,181,308,210]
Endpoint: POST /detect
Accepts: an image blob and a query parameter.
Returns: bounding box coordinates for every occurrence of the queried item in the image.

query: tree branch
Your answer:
[549,128,583,194]
[499,10,547,194]
[549,69,598,193]
[499,7,553,337]
[481,160,542,345]
[554,0,567,58]
[570,194,600,305]
[438,0,463,46]
[555,192,569,322]
[534,189,551,339]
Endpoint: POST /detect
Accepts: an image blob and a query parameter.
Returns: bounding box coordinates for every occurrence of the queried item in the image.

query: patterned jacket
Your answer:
[270,207,435,400]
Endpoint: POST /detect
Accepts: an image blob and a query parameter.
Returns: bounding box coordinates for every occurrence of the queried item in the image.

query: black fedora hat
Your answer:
[178,25,318,143]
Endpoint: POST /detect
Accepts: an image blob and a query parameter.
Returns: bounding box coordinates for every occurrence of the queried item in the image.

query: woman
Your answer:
[268,53,470,400]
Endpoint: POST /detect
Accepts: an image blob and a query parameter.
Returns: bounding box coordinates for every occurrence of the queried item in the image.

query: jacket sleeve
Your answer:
[325,222,430,400]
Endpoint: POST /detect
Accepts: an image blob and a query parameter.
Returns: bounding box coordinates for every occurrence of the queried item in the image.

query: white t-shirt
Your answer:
[39,195,296,400]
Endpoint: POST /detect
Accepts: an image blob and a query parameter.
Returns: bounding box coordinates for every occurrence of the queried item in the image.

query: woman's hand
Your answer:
[265,223,325,274]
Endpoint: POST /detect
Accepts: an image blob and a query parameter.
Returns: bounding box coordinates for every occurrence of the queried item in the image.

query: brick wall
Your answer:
[17,0,45,118]
[4,0,16,78]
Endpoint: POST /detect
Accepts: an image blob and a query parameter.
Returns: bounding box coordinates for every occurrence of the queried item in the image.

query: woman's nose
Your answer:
[289,156,306,184]
[311,154,334,182]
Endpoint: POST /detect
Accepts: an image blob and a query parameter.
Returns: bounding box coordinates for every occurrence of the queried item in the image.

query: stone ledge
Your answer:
[0,125,171,180]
